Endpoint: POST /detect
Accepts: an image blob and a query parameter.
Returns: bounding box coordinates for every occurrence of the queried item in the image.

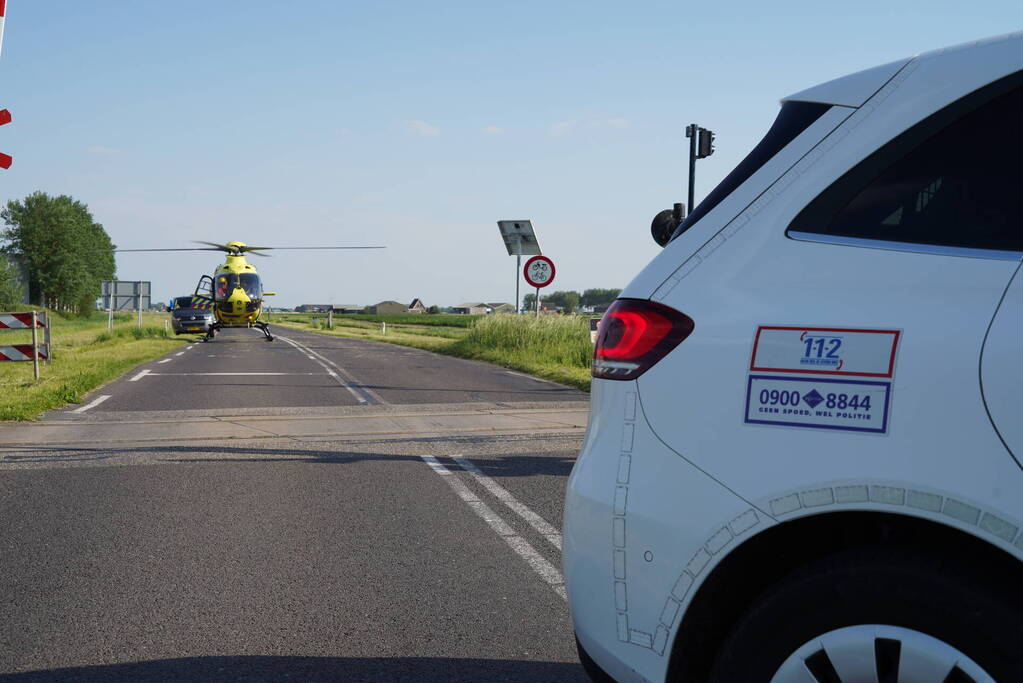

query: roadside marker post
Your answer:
[31,310,38,379]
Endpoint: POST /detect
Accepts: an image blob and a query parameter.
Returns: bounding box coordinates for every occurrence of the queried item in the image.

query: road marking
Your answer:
[452,456,562,550]
[187,345,195,350]
[174,352,185,357]
[157,358,172,364]
[277,334,385,405]
[148,372,322,376]
[129,369,151,382]
[420,454,566,600]
[71,395,111,413]
[505,370,556,385]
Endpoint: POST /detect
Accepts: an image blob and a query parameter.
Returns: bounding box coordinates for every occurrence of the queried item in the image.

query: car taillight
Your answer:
[593,299,694,380]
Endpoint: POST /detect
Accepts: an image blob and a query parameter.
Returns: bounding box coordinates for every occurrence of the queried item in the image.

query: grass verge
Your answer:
[0,311,187,420]
[275,313,593,392]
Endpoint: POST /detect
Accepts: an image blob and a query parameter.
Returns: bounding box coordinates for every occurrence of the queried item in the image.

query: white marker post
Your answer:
[30,309,38,380]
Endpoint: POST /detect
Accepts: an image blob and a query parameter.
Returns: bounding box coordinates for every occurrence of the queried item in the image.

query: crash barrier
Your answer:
[0,311,50,379]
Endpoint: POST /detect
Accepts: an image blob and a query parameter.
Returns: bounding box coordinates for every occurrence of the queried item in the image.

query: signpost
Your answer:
[497,220,542,313]
[0,311,50,379]
[523,255,555,317]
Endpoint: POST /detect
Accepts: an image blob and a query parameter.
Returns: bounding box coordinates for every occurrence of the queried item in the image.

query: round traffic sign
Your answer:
[523,255,556,288]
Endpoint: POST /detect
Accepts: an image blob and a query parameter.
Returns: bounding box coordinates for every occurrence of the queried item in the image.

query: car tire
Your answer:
[708,545,1021,682]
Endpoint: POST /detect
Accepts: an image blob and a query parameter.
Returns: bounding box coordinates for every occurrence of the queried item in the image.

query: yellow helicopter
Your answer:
[118,240,384,342]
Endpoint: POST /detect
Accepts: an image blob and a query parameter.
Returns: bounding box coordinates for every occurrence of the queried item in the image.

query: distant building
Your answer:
[486,302,514,314]
[407,298,427,314]
[367,300,407,315]
[333,304,363,314]
[452,302,491,315]
[295,304,333,313]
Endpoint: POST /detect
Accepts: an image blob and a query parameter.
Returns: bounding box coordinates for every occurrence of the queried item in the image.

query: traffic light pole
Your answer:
[686,123,697,214]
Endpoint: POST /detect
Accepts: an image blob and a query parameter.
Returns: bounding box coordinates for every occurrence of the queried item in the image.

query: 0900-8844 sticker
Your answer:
[745,326,900,434]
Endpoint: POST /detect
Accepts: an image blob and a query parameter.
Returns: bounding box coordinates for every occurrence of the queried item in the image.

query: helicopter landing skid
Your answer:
[253,321,274,342]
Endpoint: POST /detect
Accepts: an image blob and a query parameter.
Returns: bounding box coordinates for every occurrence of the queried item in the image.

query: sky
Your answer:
[0,1,1019,308]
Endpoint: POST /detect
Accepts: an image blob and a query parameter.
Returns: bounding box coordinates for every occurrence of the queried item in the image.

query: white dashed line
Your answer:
[128,369,151,382]
[453,456,562,551]
[186,345,195,350]
[277,335,383,405]
[174,352,185,357]
[420,454,566,600]
[157,358,172,364]
[71,395,111,413]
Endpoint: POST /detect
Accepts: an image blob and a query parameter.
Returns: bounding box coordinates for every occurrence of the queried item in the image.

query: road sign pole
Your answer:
[31,310,39,380]
[515,235,522,314]
[535,287,540,317]
[108,307,113,330]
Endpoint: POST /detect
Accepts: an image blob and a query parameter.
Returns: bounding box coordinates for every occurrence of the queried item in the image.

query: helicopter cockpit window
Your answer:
[214,275,233,301]
[238,273,262,299]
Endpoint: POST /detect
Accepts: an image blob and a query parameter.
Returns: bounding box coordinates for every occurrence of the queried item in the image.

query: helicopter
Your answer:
[115,240,384,342]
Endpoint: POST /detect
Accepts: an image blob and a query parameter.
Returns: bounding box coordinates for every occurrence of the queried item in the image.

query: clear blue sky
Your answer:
[0,1,1019,308]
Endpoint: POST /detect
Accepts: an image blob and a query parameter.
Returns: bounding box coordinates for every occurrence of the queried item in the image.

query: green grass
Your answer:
[276,313,593,391]
[0,309,187,420]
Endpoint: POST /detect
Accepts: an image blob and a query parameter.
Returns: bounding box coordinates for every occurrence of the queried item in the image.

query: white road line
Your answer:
[174,352,185,357]
[277,336,372,404]
[71,395,111,413]
[505,370,555,384]
[452,456,562,551]
[129,369,151,382]
[157,358,172,364]
[186,345,195,350]
[420,454,566,600]
[148,372,321,376]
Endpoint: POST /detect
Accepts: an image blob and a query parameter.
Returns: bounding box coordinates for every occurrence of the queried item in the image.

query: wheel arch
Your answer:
[665,509,1023,682]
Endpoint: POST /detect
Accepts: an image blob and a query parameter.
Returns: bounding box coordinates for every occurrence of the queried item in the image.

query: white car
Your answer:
[565,33,1023,683]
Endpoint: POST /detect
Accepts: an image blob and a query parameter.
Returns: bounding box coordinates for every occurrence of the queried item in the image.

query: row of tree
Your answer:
[522,287,621,314]
[0,192,115,314]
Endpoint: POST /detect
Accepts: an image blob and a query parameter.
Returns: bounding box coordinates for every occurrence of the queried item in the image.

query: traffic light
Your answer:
[697,127,715,159]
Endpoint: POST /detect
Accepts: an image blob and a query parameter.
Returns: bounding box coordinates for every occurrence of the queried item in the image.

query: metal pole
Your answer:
[31,310,39,380]
[687,123,697,213]
[515,235,522,314]
[328,308,333,329]
[108,307,113,330]
[535,287,540,317]
[43,312,51,364]
[136,282,142,328]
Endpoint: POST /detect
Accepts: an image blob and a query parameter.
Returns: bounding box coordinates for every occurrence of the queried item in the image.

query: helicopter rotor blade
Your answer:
[241,246,386,250]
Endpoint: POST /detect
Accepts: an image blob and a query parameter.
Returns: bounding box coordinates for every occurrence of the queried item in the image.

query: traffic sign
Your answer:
[523,255,555,288]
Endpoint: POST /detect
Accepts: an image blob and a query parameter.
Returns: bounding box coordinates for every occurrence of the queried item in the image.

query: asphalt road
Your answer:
[0,327,591,682]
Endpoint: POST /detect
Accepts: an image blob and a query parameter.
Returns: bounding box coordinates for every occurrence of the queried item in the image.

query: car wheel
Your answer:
[708,546,1020,682]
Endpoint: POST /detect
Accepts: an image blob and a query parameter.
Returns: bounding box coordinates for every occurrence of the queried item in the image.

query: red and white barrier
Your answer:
[0,344,46,361]
[0,312,45,328]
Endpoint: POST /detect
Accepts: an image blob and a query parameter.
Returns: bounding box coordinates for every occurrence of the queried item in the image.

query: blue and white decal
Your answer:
[744,375,892,434]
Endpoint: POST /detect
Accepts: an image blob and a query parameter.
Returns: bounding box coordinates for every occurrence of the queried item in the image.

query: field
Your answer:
[0,310,186,420]
[274,312,594,391]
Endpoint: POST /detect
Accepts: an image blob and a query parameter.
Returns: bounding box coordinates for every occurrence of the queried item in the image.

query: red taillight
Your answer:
[593,299,694,380]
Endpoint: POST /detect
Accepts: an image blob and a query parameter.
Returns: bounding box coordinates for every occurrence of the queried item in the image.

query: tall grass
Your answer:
[277,313,593,391]
[0,310,185,420]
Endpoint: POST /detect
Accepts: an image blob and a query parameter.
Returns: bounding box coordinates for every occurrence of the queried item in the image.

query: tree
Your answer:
[0,256,24,310]
[1,192,116,314]
[543,290,581,314]
[581,288,622,307]
[427,305,440,314]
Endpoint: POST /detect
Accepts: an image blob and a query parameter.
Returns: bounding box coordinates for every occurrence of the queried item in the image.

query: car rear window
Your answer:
[788,70,1023,253]
[670,101,831,242]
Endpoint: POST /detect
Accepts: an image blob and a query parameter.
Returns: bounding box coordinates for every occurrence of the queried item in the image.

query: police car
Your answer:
[564,33,1023,682]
